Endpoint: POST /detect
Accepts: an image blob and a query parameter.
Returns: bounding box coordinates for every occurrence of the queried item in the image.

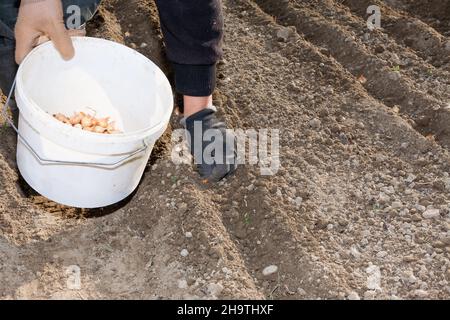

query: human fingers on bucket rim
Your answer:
[36,29,87,46]
[14,28,87,63]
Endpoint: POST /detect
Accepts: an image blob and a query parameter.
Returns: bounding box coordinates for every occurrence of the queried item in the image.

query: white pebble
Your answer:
[415,204,426,212]
[262,265,278,276]
[350,246,361,259]
[364,290,377,300]
[347,291,360,300]
[178,279,188,289]
[391,201,402,209]
[294,197,303,207]
[180,249,189,257]
[413,289,429,298]
[422,209,440,219]
[185,232,193,238]
[309,118,321,129]
[222,267,232,275]
[366,265,382,290]
[207,283,224,297]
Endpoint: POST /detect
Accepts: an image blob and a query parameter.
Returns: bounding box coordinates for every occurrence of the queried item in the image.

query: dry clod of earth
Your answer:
[1,0,450,299]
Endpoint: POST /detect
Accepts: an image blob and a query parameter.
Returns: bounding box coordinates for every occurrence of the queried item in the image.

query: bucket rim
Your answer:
[15,36,173,144]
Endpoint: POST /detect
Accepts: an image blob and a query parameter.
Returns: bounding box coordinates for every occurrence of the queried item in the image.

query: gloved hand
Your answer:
[182,106,238,182]
[15,0,75,63]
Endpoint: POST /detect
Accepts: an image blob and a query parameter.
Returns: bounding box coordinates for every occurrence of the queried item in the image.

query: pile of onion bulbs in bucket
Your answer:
[53,112,122,134]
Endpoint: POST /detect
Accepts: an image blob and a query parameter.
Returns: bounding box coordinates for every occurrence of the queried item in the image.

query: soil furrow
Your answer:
[342,0,450,70]
[294,0,450,104]
[374,0,450,37]
[252,0,450,149]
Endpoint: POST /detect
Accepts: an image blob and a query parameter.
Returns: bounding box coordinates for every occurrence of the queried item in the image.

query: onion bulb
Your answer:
[81,116,93,128]
[94,126,106,134]
[52,111,121,135]
[69,114,82,125]
[98,117,109,128]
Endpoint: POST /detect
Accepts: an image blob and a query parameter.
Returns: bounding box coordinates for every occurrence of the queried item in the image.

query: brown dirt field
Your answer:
[1,0,449,299]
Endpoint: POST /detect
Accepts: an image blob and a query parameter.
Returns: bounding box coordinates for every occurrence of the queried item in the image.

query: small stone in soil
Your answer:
[207,283,224,297]
[339,132,349,145]
[178,279,188,289]
[180,249,189,257]
[294,197,303,207]
[422,208,440,219]
[222,267,232,275]
[413,289,429,298]
[391,201,402,209]
[276,27,293,42]
[364,290,377,300]
[347,291,360,300]
[366,265,381,290]
[178,203,188,214]
[262,265,278,276]
[309,118,321,129]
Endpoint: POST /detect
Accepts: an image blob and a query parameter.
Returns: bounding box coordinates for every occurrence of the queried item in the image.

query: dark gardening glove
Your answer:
[182,106,237,182]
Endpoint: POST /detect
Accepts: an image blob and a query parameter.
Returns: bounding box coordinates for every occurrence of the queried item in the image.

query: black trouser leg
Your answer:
[155,0,224,97]
[0,0,19,96]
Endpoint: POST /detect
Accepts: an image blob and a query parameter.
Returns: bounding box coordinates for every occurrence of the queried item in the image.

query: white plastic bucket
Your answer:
[14,37,173,208]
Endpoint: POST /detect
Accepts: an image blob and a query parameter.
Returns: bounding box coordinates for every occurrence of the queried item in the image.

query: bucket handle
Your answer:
[2,79,148,169]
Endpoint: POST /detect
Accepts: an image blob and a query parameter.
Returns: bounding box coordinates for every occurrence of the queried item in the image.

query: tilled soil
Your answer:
[0,0,449,300]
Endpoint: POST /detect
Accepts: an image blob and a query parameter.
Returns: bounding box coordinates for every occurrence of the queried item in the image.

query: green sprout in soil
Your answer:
[243,213,251,225]
[392,65,401,72]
